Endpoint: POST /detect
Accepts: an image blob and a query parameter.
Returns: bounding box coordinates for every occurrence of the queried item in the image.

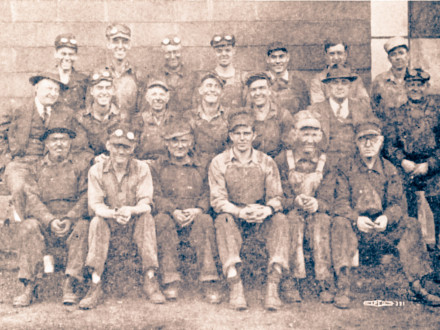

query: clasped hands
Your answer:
[357,215,388,233]
[50,218,72,238]
[173,208,202,228]
[238,204,273,224]
[401,159,428,178]
[294,194,319,214]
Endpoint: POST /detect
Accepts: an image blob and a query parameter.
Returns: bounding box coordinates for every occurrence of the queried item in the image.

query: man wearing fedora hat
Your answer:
[13,120,90,307]
[307,64,374,170]
[4,72,89,222]
[53,33,88,111]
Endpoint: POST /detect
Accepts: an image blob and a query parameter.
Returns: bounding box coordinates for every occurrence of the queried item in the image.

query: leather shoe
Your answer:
[62,276,79,305]
[228,277,247,311]
[13,283,35,308]
[163,281,180,301]
[318,280,335,304]
[265,281,283,311]
[411,280,440,307]
[202,281,222,304]
[144,275,166,304]
[281,278,302,303]
[79,282,103,310]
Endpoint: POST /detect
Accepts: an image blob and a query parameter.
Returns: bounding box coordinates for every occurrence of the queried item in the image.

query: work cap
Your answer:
[354,117,382,140]
[106,23,131,40]
[245,72,271,87]
[267,41,288,56]
[200,72,225,87]
[108,124,136,147]
[90,67,113,86]
[293,110,321,130]
[210,34,236,48]
[162,119,193,140]
[147,80,169,92]
[162,35,181,46]
[404,68,430,83]
[40,115,76,141]
[54,33,78,51]
[384,36,408,54]
[228,111,255,132]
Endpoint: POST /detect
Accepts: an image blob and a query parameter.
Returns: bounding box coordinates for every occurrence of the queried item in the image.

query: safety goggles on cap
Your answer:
[90,68,112,85]
[211,34,235,47]
[60,38,77,45]
[162,36,181,46]
[113,129,135,141]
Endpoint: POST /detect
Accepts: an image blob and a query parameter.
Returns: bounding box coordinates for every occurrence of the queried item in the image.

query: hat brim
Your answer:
[162,130,192,140]
[356,130,381,139]
[267,47,287,55]
[29,76,68,90]
[40,128,76,141]
[386,44,409,54]
[109,32,131,40]
[108,136,135,147]
[147,83,169,91]
[322,76,357,84]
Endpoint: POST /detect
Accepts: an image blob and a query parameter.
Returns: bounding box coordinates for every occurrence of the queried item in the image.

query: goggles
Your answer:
[113,129,135,141]
[162,36,181,46]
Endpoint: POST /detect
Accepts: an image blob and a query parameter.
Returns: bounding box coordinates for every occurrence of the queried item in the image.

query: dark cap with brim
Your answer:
[40,127,76,141]
[147,80,169,91]
[29,72,68,90]
[354,118,382,140]
[228,111,255,131]
[108,125,136,147]
[200,72,225,88]
[245,72,271,87]
[267,41,288,56]
[404,68,430,83]
[162,119,193,140]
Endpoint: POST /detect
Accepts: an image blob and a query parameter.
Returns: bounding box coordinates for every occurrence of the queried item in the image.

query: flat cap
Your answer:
[384,36,408,54]
[322,64,358,83]
[162,119,193,140]
[40,115,76,141]
[228,111,255,131]
[54,33,78,51]
[354,117,382,140]
[106,23,131,40]
[404,68,430,83]
[293,110,321,131]
[89,67,113,86]
[147,80,169,91]
[267,41,288,56]
[29,71,68,90]
[245,72,271,87]
[200,72,225,87]
[210,34,236,48]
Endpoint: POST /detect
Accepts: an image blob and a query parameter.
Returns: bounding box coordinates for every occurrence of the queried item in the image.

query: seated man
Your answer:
[13,120,89,307]
[332,118,440,309]
[275,110,334,304]
[79,124,164,309]
[209,111,290,311]
[152,119,221,303]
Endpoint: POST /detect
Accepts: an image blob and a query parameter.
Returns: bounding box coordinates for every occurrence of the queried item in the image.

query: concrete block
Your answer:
[108,1,175,22]
[0,1,12,22]
[410,38,440,94]
[409,1,440,38]
[57,0,107,22]
[0,48,17,73]
[11,0,57,22]
[371,0,408,38]
[74,47,107,73]
[0,73,34,98]
[14,47,53,73]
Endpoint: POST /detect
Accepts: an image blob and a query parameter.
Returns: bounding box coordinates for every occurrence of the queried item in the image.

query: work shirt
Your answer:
[150,153,209,214]
[25,154,89,228]
[57,67,88,111]
[88,157,153,215]
[215,68,246,110]
[209,148,283,216]
[334,154,404,226]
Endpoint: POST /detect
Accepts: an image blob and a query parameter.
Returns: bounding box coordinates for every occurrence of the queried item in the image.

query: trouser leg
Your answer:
[215,213,243,275]
[307,212,332,281]
[426,195,440,247]
[287,210,306,279]
[65,220,89,281]
[331,216,358,275]
[133,212,159,273]
[85,216,110,277]
[5,160,32,221]
[263,213,290,272]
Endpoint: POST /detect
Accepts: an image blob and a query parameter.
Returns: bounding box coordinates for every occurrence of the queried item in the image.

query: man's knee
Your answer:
[89,216,108,234]
[154,213,175,234]
[193,213,214,230]
[287,209,304,226]
[312,213,331,230]
[271,212,289,230]
[71,220,89,238]
[214,213,235,230]
[332,216,353,232]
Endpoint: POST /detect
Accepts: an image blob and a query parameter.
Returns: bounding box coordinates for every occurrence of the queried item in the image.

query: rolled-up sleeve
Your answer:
[263,157,283,212]
[88,164,108,216]
[135,162,154,208]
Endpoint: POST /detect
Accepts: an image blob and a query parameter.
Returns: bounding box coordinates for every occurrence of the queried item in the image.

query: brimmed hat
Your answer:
[211,34,236,48]
[89,67,113,86]
[147,80,169,91]
[293,110,321,130]
[322,65,358,83]
[106,23,131,40]
[228,111,255,132]
[40,115,76,141]
[200,72,225,88]
[108,124,136,147]
[162,119,193,140]
[404,68,430,83]
[267,41,288,56]
[29,72,68,90]
[245,72,271,87]
[354,118,382,140]
[54,33,78,51]
[384,36,408,54]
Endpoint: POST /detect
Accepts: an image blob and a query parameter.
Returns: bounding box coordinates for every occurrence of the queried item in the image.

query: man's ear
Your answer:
[106,141,112,151]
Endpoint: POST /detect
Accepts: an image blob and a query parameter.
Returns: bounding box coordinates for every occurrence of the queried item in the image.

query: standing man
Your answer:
[265,42,310,116]
[79,124,164,309]
[13,121,89,307]
[149,35,198,113]
[152,120,221,303]
[310,38,369,104]
[210,33,246,110]
[105,23,146,120]
[308,64,374,170]
[371,37,410,123]
[209,111,290,311]
[53,33,88,111]
[245,72,294,158]
[332,118,440,308]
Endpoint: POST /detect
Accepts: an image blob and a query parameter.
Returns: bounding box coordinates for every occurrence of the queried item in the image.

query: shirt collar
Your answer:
[163,152,201,167]
[35,97,52,118]
[41,153,73,166]
[86,103,120,121]
[267,70,289,82]
[228,147,259,165]
[109,60,133,76]
[329,97,349,119]
[103,157,134,175]
[164,64,184,77]
[355,153,384,175]
[196,104,224,122]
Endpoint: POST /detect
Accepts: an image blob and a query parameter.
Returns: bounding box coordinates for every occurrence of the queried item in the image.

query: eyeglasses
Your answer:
[60,38,77,45]
[357,135,381,144]
[113,129,135,141]
[162,36,181,46]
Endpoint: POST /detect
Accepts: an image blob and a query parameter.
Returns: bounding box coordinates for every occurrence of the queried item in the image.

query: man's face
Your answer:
[406,80,428,102]
[328,78,351,100]
[388,46,409,70]
[229,125,255,153]
[356,134,383,159]
[166,133,193,159]
[54,47,77,71]
[267,50,289,74]
[35,79,60,106]
[297,127,323,154]
[249,79,271,107]
[91,80,114,107]
[214,45,235,67]
[199,78,222,104]
[46,133,71,162]
[325,44,347,66]
[163,44,182,70]
[107,141,134,166]
[146,86,170,112]
[107,37,131,61]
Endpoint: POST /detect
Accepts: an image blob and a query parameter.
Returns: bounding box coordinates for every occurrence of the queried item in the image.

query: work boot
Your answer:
[318,280,335,304]
[13,282,35,308]
[410,279,440,307]
[62,276,79,305]
[79,282,103,310]
[143,274,166,304]
[228,276,247,311]
[163,281,180,301]
[334,268,351,309]
[281,277,302,303]
[264,269,283,311]
[202,281,222,304]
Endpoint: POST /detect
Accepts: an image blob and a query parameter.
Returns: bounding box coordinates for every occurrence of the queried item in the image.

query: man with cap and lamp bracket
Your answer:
[331,117,440,309]
[79,124,165,309]
[184,72,230,168]
[13,119,90,307]
[210,33,247,110]
[152,119,221,304]
[53,33,88,111]
[209,111,290,311]
[310,38,369,104]
[275,110,335,304]
[263,41,310,116]
[245,72,295,158]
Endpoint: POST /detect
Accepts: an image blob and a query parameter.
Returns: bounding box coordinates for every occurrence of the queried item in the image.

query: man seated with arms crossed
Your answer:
[152,119,221,304]
[79,124,164,309]
[209,111,290,311]
[331,118,440,309]
[13,120,89,307]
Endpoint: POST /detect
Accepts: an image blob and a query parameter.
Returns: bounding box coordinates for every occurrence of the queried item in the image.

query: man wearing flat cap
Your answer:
[264,41,310,116]
[105,23,147,120]
[184,72,230,167]
[148,35,198,113]
[307,64,374,170]
[332,117,440,309]
[371,36,410,124]
[209,111,290,311]
[152,119,221,304]
[53,33,88,111]
[4,72,89,222]
[79,124,164,309]
[384,68,440,252]
[245,72,295,158]
[13,119,90,307]
[310,38,369,104]
[210,33,246,110]
[133,80,178,161]
[275,110,335,304]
